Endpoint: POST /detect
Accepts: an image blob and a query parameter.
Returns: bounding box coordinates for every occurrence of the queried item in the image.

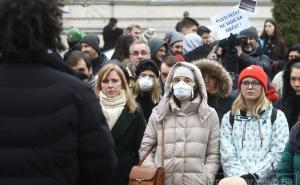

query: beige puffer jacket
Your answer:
[139,62,220,185]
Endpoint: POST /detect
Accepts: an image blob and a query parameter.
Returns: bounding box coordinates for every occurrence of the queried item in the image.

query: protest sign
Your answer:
[239,0,257,13]
[210,6,251,40]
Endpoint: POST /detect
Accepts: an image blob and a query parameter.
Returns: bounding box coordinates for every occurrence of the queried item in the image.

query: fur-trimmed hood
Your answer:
[192,59,232,98]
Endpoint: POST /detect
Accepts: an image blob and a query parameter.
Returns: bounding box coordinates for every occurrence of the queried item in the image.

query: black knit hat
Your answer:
[135,59,159,77]
[80,34,100,53]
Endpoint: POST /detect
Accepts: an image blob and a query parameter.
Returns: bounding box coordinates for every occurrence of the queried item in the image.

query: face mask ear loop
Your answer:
[170,83,173,93]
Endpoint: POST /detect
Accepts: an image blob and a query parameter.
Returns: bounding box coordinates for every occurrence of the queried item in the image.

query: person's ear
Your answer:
[88,67,93,76]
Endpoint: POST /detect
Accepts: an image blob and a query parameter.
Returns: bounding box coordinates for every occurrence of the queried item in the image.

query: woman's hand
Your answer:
[218,176,248,185]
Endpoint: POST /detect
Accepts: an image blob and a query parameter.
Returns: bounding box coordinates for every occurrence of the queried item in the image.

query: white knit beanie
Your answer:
[173,66,195,82]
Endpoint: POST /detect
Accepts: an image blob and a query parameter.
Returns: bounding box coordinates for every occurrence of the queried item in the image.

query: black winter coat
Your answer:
[136,93,157,123]
[274,92,300,130]
[184,44,211,62]
[102,25,123,52]
[91,53,108,75]
[274,60,300,130]
[111,106,146,185]
[261,37,287,80]
[0,54,118,185]
[207,95,235,121]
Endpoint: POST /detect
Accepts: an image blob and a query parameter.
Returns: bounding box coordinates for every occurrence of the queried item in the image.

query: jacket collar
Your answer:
[169,94,200,115]
[111,106,136,140]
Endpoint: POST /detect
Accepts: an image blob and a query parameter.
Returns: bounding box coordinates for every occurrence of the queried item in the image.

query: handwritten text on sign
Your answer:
[210,6,251,40]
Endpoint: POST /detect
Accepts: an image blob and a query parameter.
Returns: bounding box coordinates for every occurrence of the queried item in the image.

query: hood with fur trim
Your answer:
[156,62,212,122]
[192,59,232,98]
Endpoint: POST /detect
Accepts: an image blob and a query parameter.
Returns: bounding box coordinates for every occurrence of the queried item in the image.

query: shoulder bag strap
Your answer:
[138,120,165,167]
[161,120,165,167]
[138,143,156,166]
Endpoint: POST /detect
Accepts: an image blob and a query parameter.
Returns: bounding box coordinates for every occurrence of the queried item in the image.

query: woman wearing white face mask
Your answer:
[139,62,220,185]
[134,59,161,122]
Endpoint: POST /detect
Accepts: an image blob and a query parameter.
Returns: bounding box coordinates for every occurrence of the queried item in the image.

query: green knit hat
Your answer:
[66,28,86,44]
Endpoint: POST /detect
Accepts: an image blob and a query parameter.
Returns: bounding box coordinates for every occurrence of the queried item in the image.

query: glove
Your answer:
[218,176,248,185]
[218,38,228,49]
[240,173,258,185]
[227,33,238,54]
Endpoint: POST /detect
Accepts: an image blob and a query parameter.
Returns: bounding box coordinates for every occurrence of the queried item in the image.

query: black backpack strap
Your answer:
[271,108,278,125]
[229,111,235,128]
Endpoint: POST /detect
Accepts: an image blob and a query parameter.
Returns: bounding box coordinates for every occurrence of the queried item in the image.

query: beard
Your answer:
[242,44,254,53]
[172,50,183,56]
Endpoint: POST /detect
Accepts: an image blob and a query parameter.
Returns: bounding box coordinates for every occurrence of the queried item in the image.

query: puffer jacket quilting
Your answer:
[139,62,220,185]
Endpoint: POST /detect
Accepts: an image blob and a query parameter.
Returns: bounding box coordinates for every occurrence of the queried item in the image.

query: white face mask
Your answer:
[138,76,153,92]
[172,81,194,101]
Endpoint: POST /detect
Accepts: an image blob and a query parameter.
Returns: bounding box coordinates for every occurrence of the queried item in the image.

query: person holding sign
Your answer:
[220,26,271,90]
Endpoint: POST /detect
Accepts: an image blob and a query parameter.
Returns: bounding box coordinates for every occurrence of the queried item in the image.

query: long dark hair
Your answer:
[260,18,286,55]
[0,0,65,60]
[283,59,300,98]
[111,35,134,62]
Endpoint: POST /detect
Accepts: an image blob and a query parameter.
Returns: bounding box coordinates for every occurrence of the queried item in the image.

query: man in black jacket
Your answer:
[0,1,118,185]
[80,34,108,75]
[102,17,123,52]
[221,26,271,89]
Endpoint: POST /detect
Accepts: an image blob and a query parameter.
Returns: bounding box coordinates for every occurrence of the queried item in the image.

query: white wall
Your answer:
[62,0,273,47]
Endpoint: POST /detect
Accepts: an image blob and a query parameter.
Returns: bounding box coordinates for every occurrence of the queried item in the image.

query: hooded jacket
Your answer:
[182,33,203,55]
[147,37,167,66]
[277,123,300,185]
[139,62,220,185]
[220,107,289,183]
[193,60,235,121]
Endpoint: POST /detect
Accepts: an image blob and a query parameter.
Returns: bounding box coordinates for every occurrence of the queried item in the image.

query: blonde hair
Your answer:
[133,76,161,104]
[231,88,271,117]
[96,64,138,113]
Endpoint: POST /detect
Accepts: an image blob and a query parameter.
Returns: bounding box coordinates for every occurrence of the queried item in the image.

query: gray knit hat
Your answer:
[147,37,167,59]
[239,26,258,41]
[80,34,100,53]
[169,32,184,46]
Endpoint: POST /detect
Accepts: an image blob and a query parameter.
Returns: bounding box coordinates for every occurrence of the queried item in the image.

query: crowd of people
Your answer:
[1,0,300,185]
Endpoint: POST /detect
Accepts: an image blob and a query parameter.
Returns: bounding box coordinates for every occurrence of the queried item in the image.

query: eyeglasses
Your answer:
[130,50,149,56]
[241,80,261,88]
